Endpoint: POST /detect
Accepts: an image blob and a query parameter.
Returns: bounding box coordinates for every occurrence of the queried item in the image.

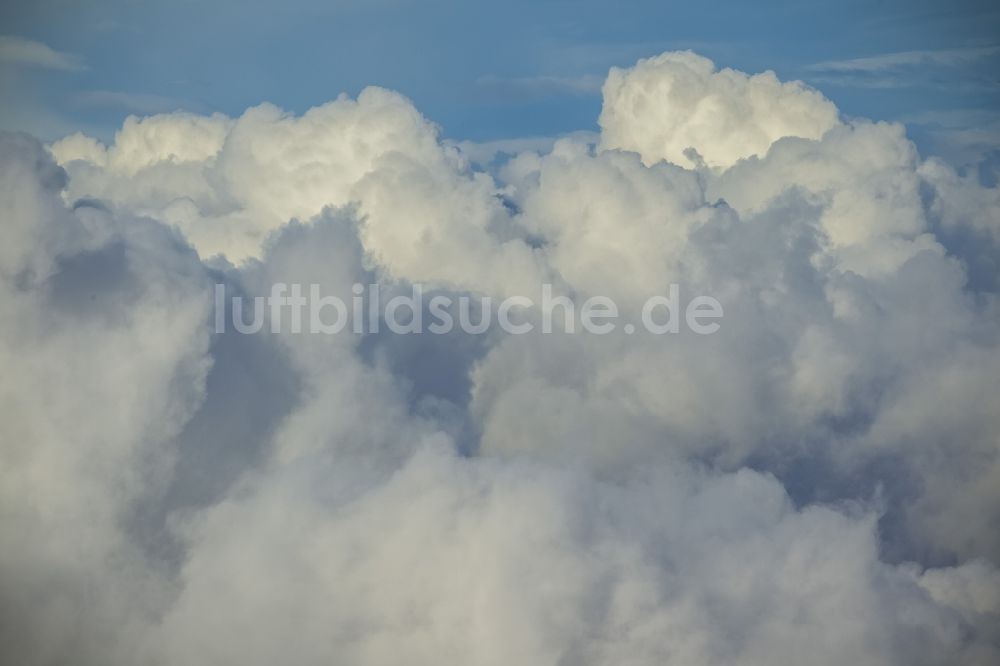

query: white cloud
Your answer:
[2,51,999,665]
[599,51,840,169]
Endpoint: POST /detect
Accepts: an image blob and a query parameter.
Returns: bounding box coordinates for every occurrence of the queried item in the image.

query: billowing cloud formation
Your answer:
[50,90,543,295]
[599,51,841,169]
[2,52,1000,665]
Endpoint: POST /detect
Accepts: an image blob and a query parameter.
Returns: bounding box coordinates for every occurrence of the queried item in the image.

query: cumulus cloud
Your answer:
[1,51,999,665]
[599,51,840,169]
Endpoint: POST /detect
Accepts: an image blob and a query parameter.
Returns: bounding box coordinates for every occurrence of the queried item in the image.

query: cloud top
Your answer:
[599,51,840,168]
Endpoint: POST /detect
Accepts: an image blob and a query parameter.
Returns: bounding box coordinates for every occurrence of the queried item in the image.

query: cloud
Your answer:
[72,90,190,115]
[0,35,86,71]
[475,73,605,100]
[901,109,1000,165]
[598,51,840,169]
[51,88,545,295]
[805,46,1000,73]
[2,51,1000,665]
[802,46,1000,92]
[451,131,600,168]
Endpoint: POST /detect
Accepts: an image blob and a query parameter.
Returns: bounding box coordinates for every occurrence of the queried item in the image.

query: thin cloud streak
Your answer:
[0,35,86,71]
[475,73,605,100]
[806,45,1000,73]
[72,90,191,115]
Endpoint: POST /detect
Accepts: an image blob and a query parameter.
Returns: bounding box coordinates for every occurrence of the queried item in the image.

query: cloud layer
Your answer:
[3,51,1000,665]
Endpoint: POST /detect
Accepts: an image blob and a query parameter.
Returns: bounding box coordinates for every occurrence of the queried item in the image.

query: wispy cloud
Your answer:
[806,45,999,73]
[72,90,189,115]
[900,108,1000,164]
[475,73,604,100]
[0,35,86,71]
[802,45,1000,91]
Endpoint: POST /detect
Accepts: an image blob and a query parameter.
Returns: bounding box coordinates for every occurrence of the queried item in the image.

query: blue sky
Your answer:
[2,0,998,162]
